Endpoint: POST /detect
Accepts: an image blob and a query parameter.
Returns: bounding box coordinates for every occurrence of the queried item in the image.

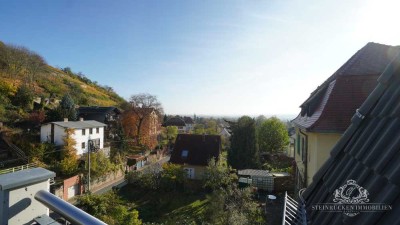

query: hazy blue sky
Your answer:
[0,0,399,116]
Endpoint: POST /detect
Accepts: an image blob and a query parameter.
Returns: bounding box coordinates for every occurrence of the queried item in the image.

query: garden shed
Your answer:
[238,169,274,191]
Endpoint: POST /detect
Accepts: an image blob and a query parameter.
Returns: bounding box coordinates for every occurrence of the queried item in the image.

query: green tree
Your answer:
[255,115,267,127]
[77,191,142,225]
[59,94,77,120]
[193,124,205,134]
[46,94,77,122]
[85,151,118,179]
[227,116,260,169]
[205,185,264,225]
[161,126,178,146]
[203,158,232,190]
[160,163,186,191]
[257,117,289,154]
[13,84,33,109]
[205,119,219,135]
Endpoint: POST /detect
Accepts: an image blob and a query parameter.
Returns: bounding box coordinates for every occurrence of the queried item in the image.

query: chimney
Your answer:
[64,118,68,122]
[79,117,84,121]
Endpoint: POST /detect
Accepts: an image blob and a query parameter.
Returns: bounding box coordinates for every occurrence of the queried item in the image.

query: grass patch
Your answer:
[118,184,208,224]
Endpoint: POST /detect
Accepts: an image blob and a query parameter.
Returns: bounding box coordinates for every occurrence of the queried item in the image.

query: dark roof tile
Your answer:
[164,117,186,127]
[169,134,221,166]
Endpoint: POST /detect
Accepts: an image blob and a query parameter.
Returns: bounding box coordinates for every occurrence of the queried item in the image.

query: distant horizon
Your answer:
[165,113,298,121]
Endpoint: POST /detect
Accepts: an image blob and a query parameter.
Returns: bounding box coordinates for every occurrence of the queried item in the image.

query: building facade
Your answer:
[40,119,106,155]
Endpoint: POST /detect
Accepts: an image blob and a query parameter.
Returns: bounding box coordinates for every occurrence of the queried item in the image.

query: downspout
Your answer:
[299,129,308,187]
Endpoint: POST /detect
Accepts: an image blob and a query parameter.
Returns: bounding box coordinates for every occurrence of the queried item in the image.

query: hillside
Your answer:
[0,40,127,126]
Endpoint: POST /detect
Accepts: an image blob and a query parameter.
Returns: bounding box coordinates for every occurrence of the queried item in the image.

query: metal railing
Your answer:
[35,190,107,225]
[0,162,37,175]
[282,191,307,225]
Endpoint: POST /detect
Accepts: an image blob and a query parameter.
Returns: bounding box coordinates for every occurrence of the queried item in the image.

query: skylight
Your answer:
[181,150,189,158]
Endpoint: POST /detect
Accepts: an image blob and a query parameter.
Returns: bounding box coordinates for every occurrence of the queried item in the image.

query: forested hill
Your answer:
[0,40,127,126]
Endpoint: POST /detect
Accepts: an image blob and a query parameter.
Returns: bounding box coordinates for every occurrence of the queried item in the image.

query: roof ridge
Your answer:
[302,43,398,104]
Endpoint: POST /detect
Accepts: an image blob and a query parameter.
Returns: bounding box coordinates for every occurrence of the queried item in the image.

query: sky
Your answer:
[0,0,399,117]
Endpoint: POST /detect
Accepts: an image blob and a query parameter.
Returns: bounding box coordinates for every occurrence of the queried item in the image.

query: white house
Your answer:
[40,119,106,155]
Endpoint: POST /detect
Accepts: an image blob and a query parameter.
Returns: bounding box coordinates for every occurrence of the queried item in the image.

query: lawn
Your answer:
[118,184,208,224]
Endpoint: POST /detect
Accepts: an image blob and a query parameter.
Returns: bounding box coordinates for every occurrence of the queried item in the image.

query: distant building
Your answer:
[40,118,107,156]
[292,42,400,190]
[219,127,231,139]
[164,116,195,133]
[163,117,187,133]
[183,116,194,132]
[169,134,221,179]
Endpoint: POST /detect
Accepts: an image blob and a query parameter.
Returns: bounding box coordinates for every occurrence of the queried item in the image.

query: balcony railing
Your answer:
[35,190,107,225]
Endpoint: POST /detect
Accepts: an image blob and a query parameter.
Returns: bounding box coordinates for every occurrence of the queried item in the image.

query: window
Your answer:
[89,128,93,135]
[184,168,195,179]
[82,142,86,149]
[296,133,300,155]
[82,129,86,135]
[301,137,307,162]
[96,127,99,133]
[181,150,189,158]
[93,138,100,148]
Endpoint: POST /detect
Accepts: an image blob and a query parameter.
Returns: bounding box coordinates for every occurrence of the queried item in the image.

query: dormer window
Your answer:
[181,150,189,158]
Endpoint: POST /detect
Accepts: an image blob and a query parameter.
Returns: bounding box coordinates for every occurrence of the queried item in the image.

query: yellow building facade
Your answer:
[294,127,341,189]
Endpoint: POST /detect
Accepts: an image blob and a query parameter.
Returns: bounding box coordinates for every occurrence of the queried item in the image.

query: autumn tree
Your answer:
[29,110,46,126]
[257,117,289,153]
[123,93,163,147]
[59,128,79,176]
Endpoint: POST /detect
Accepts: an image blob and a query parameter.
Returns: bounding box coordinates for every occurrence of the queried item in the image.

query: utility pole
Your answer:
[87,139,94,192]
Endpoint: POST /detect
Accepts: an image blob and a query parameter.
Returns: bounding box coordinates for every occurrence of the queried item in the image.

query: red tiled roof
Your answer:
[293,42,400,132]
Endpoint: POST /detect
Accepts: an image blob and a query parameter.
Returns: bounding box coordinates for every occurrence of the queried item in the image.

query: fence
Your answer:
[0,163,37,175]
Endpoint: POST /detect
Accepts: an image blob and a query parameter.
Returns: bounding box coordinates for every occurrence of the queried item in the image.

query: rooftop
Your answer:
[299,51,400,224]
[238,169,271,177]
[48,120,106,129]
[293,42,400,132]
[170,134,221,166]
